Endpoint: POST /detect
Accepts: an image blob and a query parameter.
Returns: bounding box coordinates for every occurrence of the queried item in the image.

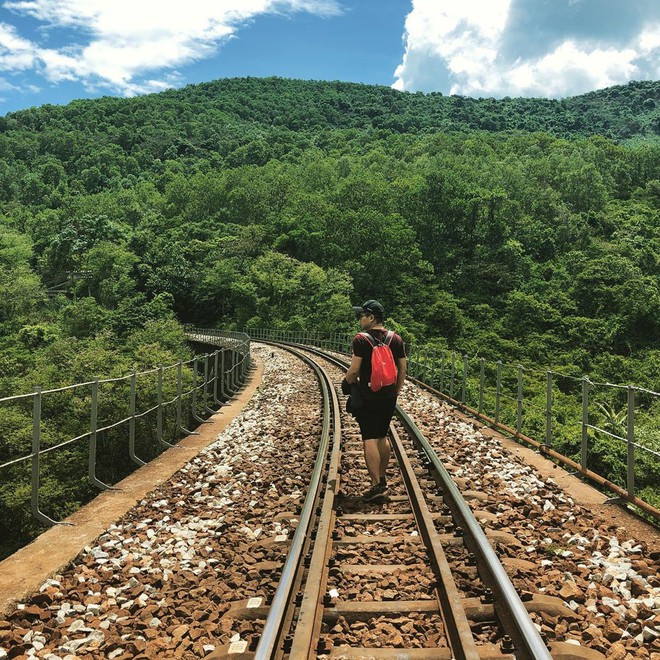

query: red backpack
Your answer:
[360,330,398,392]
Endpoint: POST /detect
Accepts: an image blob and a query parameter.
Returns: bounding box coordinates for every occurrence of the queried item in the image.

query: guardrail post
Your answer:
[234,349,241,391]
[440,351,445,392]
[238,346,244,385]
[225,351,234,394]
[89,378,111,490]
[479,358,485,414]
[627,386,635,498]
[516,365,523,434]
[30,386,59,526]
[157,365,175,447]
[238,346,246,384]
[545,372,553,447]
[242,342,250,379]
[203,355,216,415]
[177,360,199,437]
[218,351,228,400]
[191,358,210,424]
[495,361,502,423]
[461,355,468,403]
[581,378,589,469]
[230,350,239,392]
[212,352,223,406]
[129,368,145,465]
[450,352,456,398]
[227,350,236,397]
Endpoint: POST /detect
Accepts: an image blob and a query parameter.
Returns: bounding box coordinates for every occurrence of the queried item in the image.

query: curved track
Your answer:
[211,342,598,660]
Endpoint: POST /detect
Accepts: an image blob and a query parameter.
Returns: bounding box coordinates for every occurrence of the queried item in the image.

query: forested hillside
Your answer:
[0,77,659,553]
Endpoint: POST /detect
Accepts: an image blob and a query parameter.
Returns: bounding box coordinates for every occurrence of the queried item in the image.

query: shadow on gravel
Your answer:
[336,491,391,513]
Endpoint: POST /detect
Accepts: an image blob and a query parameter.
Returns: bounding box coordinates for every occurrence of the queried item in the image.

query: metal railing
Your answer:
[247,328,659,517]
[0,331,250,527]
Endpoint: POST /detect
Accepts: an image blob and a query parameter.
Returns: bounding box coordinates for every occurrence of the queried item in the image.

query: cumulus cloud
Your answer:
[393,0,660,98]
[0,0,343,95]
[0,21,38,69]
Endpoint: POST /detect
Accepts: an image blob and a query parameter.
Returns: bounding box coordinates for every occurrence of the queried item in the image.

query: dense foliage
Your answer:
[0,77,659,555]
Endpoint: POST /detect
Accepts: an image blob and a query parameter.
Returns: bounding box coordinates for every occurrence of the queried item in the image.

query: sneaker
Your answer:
[363,484,385,502]
[377,476,387,493]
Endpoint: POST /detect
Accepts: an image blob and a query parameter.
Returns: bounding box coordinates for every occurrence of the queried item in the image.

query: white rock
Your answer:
[565,639,581,646]
[67,620,88,633]
[59,638,90,653]
[40,579,61,592]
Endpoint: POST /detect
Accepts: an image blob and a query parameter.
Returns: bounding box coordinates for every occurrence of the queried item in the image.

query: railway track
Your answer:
[2,340,654,658]
[211,342,600,660]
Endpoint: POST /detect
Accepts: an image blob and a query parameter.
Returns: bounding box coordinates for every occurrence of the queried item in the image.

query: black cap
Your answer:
[352,299,385,317]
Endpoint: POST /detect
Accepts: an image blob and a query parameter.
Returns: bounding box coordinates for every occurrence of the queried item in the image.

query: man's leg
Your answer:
[363,438,381,486]
[377,436,390,480]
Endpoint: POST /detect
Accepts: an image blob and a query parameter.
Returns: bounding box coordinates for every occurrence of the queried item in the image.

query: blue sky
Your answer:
[0,0,658,115]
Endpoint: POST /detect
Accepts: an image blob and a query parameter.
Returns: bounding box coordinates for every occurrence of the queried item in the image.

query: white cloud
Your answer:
[393,0,660,98]
[0,0,343,95]
[0,22,38,69]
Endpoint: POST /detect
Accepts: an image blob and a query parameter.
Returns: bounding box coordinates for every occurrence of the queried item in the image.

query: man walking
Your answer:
[343,300,407,501]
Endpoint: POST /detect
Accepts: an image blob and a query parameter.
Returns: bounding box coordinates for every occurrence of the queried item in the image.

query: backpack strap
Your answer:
[360,331,394,347]
[359,331,376,346]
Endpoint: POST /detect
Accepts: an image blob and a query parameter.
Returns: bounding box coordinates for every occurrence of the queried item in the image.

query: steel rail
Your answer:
[395,407,552,660]
[387,424,480,660]
[287,353,343,659]
[253,344,336,659]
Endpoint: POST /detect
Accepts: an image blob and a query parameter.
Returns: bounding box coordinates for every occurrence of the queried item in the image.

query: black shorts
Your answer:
[354,397,397,440]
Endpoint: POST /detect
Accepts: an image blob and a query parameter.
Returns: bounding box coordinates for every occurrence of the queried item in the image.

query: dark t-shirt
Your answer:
[352,328,406,399]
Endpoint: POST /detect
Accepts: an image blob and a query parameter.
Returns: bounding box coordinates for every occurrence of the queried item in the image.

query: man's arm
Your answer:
[345,354,362,384]
[395,357,407,395]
